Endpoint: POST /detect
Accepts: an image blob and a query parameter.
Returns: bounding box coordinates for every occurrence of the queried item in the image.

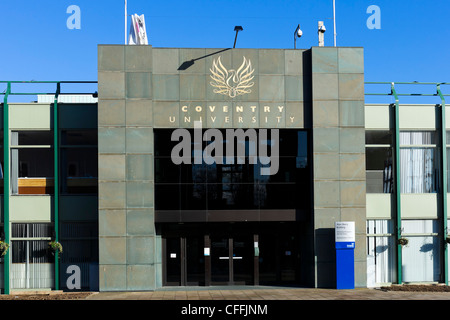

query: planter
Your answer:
[48,241,63,257]
[0,241,9,256]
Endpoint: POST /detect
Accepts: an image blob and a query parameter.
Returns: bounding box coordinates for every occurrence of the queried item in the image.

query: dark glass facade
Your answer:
[154,129,310,215]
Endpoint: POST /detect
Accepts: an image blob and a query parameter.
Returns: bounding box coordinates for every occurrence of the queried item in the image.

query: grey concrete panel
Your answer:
[338,73,365,100]
[339,100,365,127]
[126,72,152,99]
[259,49,285,74]
[127,265,156,290]
[99,237,126,264]
[98,72,125,99]
[126,128,153,154]
[98,127,126,154]
[127,209,155,235]
[152,48,179,74]
[180,75,206,101]
[126,99,153,126]
[98,45,124,72]
[153,101,180,127]
[99,210,126,236]
[179,48,207,74]
[312,100,339,128]
[285,102,305,128]
[127,154,154,181]
[258,102,286,128]
[340,181,366,207]
[98,100,125,127]
[126,181,154,208]
[340,153,366,180]
[233,102,259,128]
[339,127,365,153]
[127,236,155,264]
[99,265,127,291]
[338,48,364,74]
[98,154,126,181]
[99,181,126,209]
[125,45,153,72]
[206,102,233,128]
[313,127,340,153]
[312,73,338,100]
[259,75,285,101]
[314,180,340,208]
[285,76,303,101]
[313,153,340,180]
[285,50,304,75]
[312,47,338,73]
[179,102,207,128]
[152,74,179,101]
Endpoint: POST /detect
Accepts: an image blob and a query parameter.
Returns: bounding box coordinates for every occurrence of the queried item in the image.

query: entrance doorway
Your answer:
[210,235,254,285]
[163,236,204,286]
[160,222,302,287]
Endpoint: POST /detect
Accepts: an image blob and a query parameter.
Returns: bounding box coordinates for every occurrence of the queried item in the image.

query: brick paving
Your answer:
[86,286,450,300]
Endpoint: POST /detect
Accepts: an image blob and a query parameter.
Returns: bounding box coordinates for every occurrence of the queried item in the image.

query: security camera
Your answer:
[296,28,303,37]
[318,25,326,33]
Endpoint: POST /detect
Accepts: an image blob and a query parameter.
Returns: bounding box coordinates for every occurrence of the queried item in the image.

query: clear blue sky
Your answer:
[1,0,449,102]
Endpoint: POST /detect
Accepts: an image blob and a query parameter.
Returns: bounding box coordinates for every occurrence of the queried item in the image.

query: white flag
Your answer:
[128,14,148,45]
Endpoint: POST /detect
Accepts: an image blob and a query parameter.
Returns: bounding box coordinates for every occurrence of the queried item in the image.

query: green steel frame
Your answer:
[366,81,450,285]
[0,81,97,294]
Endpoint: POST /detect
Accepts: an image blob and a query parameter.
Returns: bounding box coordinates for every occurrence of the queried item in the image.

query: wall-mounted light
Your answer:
[233,26,243,48]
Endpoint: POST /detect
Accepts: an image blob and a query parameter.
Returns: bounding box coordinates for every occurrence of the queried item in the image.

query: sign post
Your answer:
[335,221,355,289]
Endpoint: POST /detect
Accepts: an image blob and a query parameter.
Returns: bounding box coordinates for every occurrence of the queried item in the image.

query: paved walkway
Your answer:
[86,286,450,300]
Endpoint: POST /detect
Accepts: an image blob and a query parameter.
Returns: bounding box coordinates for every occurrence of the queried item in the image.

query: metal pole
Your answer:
[125,0,127,45]
[53,83,60,290]
[437,84,448,285]
[3,82,10,295]
[333,0,336,47]
[391,82,402,284]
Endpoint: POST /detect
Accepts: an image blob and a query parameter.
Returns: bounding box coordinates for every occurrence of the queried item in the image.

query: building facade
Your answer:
[97,45,366,290]
[0,45,447,293]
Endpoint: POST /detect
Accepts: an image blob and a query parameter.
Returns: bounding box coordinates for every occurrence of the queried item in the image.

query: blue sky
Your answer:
[1,0,449,102]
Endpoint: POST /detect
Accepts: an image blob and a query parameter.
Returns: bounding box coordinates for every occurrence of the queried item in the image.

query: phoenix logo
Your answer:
[209,56,255,98]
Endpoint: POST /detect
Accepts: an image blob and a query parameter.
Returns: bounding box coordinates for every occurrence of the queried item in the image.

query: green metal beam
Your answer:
[2,82,10,295]
[437,84,448,285]
[53,83,60,291]
[391,82,402,284]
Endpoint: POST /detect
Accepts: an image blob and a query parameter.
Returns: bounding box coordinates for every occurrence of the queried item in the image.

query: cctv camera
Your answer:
[318,25,326,33]
[297,29,303,37]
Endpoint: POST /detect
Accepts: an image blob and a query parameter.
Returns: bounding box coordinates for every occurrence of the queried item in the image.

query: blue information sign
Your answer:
[335,222,355,290]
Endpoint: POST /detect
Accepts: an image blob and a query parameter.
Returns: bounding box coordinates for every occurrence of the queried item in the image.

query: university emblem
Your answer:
[209,56,255,98]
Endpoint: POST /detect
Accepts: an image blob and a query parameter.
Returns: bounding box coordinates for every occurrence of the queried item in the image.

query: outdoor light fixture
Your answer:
[233,26,243,48]
[294,24,302,49]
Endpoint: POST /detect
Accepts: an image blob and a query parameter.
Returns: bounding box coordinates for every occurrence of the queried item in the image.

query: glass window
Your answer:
[154,129,310,213]
[60,130,98,195]
[401,220,440,282]
[400,131,439,194]
[11,223,54,289]
[366,220,396,286]
[365,130,393,194]
[11,131,54,195]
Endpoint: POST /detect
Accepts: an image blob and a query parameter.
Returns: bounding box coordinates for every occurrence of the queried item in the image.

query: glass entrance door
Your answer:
[163,236,204,286]
[210,235,253,285]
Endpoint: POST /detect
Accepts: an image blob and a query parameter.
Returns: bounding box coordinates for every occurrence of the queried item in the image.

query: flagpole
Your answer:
[333,0,336,46]
[125,0,127,44]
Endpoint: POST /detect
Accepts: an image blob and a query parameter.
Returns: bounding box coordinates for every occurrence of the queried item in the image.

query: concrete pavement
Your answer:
[86,286,450,300]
